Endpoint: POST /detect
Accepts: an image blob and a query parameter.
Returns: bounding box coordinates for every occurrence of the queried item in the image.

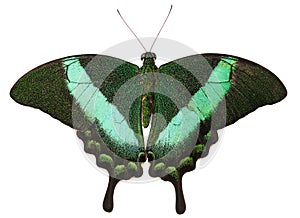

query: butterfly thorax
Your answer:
[140,52,158,128]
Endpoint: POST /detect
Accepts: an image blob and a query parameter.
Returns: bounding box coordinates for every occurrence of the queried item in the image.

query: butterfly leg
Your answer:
[103,176,120,212]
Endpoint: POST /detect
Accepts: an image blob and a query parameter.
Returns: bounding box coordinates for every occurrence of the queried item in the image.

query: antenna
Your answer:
[149,5,173,52]
[117,9,148,52]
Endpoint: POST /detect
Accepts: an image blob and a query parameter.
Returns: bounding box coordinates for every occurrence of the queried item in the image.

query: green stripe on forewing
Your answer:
[152,57,236,159]
[190,57,237,121]
[63,57,143,160]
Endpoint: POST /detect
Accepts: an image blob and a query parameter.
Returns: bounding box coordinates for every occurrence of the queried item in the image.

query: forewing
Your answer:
[10,55,145,164]
[148,53,287,176]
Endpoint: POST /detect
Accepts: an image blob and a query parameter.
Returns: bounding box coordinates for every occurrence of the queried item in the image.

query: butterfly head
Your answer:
[140,52,158,72]
[141,52,156,61]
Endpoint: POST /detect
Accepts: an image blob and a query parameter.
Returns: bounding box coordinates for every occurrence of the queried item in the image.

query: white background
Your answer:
[0,0,299,217]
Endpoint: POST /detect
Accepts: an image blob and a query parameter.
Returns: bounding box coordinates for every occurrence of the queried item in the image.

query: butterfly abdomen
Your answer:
[141,93,153,127]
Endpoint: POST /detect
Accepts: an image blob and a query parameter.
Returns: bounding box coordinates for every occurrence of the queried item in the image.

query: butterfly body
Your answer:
[140,52,158,128]
[10,52,287,214]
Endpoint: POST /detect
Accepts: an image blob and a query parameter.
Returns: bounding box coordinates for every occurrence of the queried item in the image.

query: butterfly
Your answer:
[9,6,287,215]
